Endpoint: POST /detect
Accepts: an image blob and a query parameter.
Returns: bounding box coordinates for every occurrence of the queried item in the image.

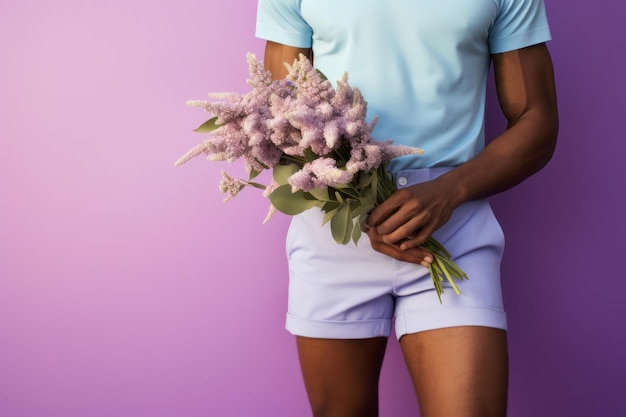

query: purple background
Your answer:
[1,1,624,416]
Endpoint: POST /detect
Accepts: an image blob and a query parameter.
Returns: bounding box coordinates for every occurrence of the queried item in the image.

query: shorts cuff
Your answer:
[395,306,507,340]
[286,314,392,339]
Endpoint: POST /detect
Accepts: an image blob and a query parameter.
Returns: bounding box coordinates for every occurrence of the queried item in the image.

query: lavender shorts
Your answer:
[285,167,507,340]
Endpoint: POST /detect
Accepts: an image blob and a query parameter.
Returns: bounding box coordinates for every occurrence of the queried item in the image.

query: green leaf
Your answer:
[321,201,341,211]
[342,218,354,245]
[358,213,370,234]
[268,184,319,215]
[361,200,376,218]
[273,163,300,185]
[193,116,221,133]
[316,69,328,81]
[371,171,379,203]
[321,207,338,226]
[248,168,263,181]
[320,202,341,225]
[351,220,362,244]
[303,148,318,163]
[359,171,373,188]
[330,203,352,245]
[350,203,367,219]
[307,187,330,201]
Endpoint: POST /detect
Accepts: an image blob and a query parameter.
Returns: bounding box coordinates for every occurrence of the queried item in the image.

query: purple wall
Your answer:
[0,1,623,416]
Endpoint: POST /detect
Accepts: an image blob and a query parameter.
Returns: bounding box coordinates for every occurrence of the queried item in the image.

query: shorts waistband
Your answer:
[393,167,454,188]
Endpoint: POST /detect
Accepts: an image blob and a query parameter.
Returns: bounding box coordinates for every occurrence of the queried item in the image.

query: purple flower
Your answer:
[178,52,423,215]
[219,171,246,202]
[288,158,354,192]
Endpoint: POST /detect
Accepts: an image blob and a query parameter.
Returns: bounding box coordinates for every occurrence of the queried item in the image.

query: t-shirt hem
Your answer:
[255,25,312,48]
[490,26,552,54]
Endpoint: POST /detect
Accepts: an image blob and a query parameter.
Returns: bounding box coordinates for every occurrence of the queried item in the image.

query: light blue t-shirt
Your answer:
[256,0,552,171]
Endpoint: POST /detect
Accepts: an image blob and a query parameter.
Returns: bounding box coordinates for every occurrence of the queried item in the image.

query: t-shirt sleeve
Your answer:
[255,0,313,48]
[489,0,552,54]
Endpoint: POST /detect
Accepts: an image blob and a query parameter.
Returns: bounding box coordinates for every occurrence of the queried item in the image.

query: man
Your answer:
[256,1,558,416]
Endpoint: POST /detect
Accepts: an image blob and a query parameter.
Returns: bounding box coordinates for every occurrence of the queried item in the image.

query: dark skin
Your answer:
[265,40,558,417]
[367,43,558,266]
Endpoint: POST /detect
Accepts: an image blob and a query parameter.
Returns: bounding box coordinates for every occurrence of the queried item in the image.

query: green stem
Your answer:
[280,154,307,166]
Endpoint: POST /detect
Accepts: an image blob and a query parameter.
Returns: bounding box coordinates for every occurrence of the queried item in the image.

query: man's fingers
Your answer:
[365,203,395,228]
[367,228,432,266]
[366,189,409,227]
[398,227,433,250]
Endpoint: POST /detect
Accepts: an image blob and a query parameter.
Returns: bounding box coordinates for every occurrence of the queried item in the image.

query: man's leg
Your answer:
[296,336,388,417]
[400,326,508,417]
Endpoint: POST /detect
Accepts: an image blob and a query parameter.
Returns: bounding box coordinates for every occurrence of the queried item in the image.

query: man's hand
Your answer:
[366,225,434,268]
[366,177,461,266]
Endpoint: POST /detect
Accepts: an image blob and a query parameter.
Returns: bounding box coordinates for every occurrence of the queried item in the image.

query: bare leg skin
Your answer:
[400,326,509,417]
[296,336,388,417]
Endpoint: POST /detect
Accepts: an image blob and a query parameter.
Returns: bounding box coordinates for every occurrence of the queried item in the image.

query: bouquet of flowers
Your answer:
[176,53,467,301]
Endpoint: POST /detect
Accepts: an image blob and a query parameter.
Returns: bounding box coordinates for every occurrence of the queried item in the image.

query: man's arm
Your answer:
[264,41,312,80]
[366,43,559,263]
[443,42,559,203]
